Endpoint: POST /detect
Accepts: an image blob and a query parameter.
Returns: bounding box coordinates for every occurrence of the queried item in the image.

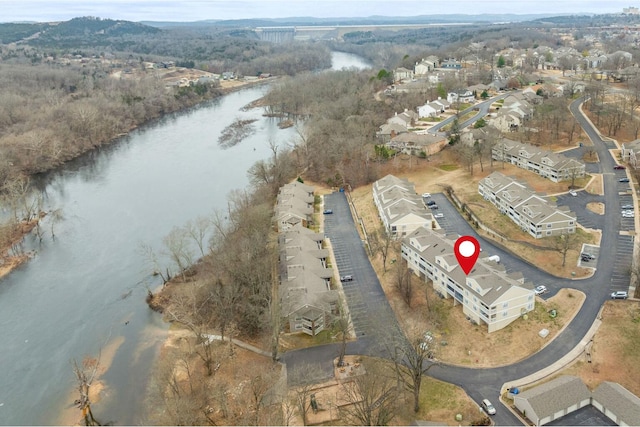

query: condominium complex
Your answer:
[492,139,585,183]
[479,172,577,239]
[401,227,535,332]
[372,174,435,238]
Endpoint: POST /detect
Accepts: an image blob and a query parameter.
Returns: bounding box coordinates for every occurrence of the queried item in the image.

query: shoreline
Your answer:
[0,77,272,283]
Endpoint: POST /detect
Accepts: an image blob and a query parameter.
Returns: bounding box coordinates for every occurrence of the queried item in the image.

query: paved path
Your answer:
[281,98,633,425]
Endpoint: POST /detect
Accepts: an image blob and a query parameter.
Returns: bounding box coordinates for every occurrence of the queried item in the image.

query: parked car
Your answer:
[323,209,333,214]
[534,285,548,295]
[569,190,577,196]
[619,178,630,183]
[581,253,595,260]
[481,399,496,415]
[340,275,353,282]
[429,204,438,210]
[434,213,444,218]
[422,193,431,198]
[611,291,628,299]
[622,211,634,218]
[621,204,634,210]
[614,165,626,170]
[426,200,437,206]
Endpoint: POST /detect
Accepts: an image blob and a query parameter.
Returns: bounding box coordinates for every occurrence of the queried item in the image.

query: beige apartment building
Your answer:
[401,227,535,332]
[373,174,435,238]
[479,172,577,239]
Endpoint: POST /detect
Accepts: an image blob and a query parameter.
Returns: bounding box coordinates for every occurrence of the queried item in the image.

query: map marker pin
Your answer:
[454,236,480,275]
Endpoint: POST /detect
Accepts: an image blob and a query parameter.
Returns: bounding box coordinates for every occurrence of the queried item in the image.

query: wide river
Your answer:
[0,51,370,425]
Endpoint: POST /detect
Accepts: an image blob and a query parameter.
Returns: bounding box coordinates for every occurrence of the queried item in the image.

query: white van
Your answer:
[481,399,496,415]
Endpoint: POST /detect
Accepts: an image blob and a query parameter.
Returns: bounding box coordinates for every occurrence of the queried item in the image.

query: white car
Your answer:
[569,190,577,196]
[534,285,548,295]
[481,399,496,415]
[434,213,444,218]
[422,193,431,198]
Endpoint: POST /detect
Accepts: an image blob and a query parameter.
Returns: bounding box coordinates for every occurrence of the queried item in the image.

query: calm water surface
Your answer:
[0,51,370,425]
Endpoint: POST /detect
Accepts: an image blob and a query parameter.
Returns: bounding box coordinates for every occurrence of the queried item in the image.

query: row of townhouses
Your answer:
[479,172,577,239]
[372,174,436,238]
[492,139,586,183]
[401,227,535,332]
[276,182,339,336]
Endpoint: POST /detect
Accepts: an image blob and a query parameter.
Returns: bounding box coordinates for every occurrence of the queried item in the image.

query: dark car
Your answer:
[426,200,437,206]
[323,209,333,214]
[614,165,626,170]
[619,178,630,183]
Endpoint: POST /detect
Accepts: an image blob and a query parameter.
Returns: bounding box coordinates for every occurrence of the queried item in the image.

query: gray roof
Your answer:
[592,382,640,425]
[516,375,591,420]
[403,227,533,307]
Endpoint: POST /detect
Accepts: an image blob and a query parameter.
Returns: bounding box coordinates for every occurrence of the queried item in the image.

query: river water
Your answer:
[0,51,369,425]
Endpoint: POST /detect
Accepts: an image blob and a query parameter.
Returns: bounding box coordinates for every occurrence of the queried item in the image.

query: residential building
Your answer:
[276,182,339,336]
[376,122,407,144]
[414,56,439,75]
[621,139,640,168]
[275,181,315,231]
[447,89,475,104]
[492,139,585,183]
[478,172,577,238]
[388,133,447,157]
[394,67,414,82]
[417,98,450,118]
[401,227,535,332]
[387,109,418,129]
[372,175,435,238]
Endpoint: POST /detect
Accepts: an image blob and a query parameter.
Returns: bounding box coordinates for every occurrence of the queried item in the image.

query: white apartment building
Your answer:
[401,227,535,332]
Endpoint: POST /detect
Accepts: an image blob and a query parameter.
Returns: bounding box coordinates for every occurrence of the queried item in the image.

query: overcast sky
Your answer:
[0,0,637,23]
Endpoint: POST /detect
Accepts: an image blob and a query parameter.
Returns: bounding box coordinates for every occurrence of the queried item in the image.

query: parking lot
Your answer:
[323,192,402,340]
[579,244,599,269]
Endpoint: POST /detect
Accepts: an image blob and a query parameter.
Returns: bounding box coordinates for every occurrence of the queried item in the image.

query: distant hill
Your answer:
[0,16,160,45]
[142,13,578,28]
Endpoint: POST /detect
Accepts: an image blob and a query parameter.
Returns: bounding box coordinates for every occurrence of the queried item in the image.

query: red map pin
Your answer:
[454,236,481,275]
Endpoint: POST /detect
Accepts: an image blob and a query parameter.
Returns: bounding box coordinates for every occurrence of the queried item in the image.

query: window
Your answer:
[502,302,509,308]
[547,224,552,228]
[502,311,508,317]
[546,231,552,235]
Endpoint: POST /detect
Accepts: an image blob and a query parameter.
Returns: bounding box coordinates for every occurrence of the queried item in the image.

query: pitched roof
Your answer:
[516,375,591,420]
[592,382,640,425]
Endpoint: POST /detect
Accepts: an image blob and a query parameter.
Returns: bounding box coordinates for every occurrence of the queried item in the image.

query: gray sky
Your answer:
[0,0,637,23]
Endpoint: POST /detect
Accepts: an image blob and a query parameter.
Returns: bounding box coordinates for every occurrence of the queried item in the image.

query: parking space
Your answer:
[611,234,634,293]
[561,147,601,174]
[324,192,402,339]
[555,192,605,231]
[578,244,599,268]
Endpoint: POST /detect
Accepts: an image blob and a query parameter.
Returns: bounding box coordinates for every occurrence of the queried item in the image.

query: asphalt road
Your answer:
[428,92,510,135]
[282,98,633,425]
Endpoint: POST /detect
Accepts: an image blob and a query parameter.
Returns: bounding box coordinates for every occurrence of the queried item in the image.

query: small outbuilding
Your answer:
[513,375,591,426]
[592,381,640,426]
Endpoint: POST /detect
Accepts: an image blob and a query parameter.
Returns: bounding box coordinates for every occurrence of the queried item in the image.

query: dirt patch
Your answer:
[585,174,604,195]
[555,300,640,397]
[587,202,605,215]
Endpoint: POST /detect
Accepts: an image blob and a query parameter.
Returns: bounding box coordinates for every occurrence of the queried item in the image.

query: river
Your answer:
[0,51,370,425]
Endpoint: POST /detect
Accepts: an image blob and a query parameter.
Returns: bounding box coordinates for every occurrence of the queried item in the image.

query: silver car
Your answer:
[481,399,496,415]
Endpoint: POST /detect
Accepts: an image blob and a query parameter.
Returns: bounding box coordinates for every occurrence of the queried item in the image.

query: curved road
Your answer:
[283,98,632,425]
[427,92,510,136]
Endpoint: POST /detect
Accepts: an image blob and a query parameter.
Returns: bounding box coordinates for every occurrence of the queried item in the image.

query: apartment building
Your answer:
[492,139,585,183]
[372,174,435,238]
[478,172,577,238]
[276,182,338,336]
[401,227,535,332]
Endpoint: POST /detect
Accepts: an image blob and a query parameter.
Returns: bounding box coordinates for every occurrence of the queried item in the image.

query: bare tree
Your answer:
[71,355,102,426]
[163,225,195,281]
[390,327,438,413]
[369,225,395,272]
[394,259,413,307]
[554,230,577,267]
[185,216,211,257]
[338,359,399,426]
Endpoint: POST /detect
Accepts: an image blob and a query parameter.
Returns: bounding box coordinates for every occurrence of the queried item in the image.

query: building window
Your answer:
[502,302,508,308]
[502,311,508,317]
[546,231,551,235]
[547,224,552,228]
